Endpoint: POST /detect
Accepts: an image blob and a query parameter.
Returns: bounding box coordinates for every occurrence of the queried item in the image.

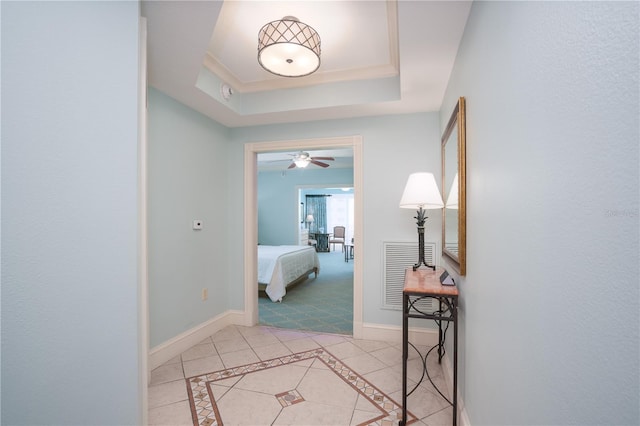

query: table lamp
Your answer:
[305,214,314,230]
[399,172,444,270]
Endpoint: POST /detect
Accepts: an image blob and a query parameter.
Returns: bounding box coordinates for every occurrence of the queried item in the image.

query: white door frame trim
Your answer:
[243,136,364,337]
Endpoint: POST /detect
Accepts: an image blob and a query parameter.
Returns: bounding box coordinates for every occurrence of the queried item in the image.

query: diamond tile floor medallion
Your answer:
[186,348,418,426]
[275,389,304,407]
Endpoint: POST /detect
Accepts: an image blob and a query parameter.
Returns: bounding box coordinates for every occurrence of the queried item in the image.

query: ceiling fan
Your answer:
[287,151,335,169]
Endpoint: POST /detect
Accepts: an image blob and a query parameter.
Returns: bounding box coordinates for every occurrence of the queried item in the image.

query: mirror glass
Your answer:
[442,97,466,275]
[444,123,458,252]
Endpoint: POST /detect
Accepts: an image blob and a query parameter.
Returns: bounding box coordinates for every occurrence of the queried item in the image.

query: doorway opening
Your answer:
[258,185,355,334]
[244,136,364,338]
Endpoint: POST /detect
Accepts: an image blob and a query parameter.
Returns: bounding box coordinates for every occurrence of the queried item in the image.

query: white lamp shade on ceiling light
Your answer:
[399,172,444,210]
[446,173,459,209]
[258,16,321,77]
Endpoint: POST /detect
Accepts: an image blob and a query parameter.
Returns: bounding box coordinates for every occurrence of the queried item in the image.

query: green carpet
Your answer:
[259,249,354,335]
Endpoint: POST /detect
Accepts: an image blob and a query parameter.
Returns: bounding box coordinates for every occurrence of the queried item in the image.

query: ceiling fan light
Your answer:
[258,16,321,78]
[294,158,310,168]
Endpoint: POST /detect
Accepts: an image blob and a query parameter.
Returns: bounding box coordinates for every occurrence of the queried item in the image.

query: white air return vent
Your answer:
[382,241,436,311]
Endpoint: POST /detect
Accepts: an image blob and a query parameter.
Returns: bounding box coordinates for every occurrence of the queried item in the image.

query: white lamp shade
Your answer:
[445,173,459,209]
[259,43,320,77]
[305,214,314,222]
[258,17,321,77]
[399,172,444,209]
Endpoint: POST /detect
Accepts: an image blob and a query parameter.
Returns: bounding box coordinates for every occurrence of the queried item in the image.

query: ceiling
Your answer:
[141,0,472,129]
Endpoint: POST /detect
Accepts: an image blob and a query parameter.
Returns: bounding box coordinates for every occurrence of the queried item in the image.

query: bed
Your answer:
[258,245,320,302]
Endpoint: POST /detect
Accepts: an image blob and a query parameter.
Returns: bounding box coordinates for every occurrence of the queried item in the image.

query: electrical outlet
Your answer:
[202,288,208,301]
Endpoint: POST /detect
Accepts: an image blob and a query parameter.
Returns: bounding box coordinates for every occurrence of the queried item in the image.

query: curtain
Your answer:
[305,195,330,233]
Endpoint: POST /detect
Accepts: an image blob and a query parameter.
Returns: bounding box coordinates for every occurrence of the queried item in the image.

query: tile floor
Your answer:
[149,325,453,426]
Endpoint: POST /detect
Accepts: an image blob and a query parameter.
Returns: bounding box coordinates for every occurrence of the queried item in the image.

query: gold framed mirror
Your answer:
[441,97,466,275]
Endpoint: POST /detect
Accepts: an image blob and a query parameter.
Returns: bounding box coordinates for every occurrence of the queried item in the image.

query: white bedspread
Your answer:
[258,245,320,302]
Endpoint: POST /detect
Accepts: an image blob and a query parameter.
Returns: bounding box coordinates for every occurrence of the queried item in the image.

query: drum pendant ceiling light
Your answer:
[258,16,321,77]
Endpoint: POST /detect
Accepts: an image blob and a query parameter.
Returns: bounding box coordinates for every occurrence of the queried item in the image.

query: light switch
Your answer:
[193,220,203,230]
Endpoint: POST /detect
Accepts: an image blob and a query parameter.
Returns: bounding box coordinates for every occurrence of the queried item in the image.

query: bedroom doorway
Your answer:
[257,247,354,334]
[244,136,363,338]
[257,186,355,335]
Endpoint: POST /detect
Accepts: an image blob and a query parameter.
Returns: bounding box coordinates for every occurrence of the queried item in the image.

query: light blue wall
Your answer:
[148,88,232,347]
[1,2,142,424]
[440,2,639,424]
[258,168,354,245]
[230,114,443,323]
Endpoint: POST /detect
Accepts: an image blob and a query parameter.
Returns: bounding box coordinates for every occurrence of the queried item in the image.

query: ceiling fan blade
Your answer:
[288,162,297,169]
[311,156,334,161]
[310,160,330,168]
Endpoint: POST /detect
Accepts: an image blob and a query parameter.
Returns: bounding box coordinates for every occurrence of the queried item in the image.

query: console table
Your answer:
[400,267,458,426]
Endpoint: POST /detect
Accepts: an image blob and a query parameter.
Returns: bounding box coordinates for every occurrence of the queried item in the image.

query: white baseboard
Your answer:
[149,310,245,370]
[460,405,471,426]
[442,353,470,426]
[360,322,439,346]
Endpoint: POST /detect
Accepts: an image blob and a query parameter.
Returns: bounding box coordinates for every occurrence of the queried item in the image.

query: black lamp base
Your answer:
[413,219,435,272]
[412,262,435,272]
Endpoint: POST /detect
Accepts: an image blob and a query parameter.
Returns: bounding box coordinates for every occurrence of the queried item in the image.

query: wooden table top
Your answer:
[403,267,459,297]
